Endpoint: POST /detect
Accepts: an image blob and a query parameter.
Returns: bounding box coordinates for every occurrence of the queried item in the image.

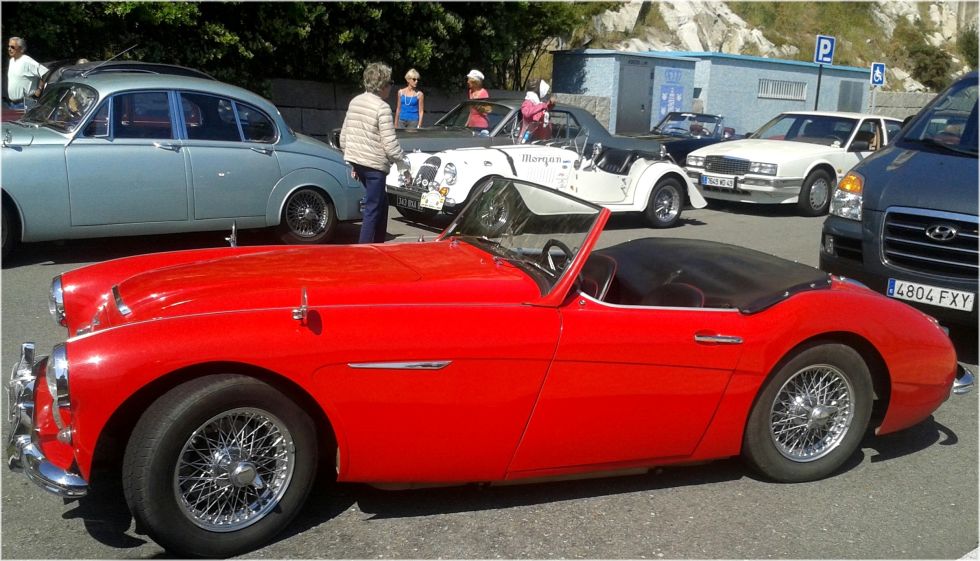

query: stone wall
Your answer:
[270,78,611,141]
[868,91,936,120]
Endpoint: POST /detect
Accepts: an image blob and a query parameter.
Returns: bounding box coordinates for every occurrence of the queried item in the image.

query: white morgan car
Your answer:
[387,141,706,228]
[685,111,902,216]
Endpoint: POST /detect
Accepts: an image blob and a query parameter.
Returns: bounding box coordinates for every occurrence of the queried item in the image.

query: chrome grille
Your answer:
[883,208,979,279]
[408,156,441,193]
[704,156,750,176]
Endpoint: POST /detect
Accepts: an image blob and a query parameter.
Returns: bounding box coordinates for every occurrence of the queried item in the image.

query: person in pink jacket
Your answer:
[518,79,554,143]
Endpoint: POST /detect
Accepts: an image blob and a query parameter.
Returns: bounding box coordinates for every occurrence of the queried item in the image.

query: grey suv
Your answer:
[820,72,978,327]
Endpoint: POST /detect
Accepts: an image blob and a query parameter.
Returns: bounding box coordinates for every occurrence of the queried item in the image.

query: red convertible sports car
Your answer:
[7,177,974,557]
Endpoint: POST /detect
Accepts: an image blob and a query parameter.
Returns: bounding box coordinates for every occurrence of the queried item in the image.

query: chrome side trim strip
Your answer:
[694,334,744,345]
[112,285,132,316]
[348,361,452,370]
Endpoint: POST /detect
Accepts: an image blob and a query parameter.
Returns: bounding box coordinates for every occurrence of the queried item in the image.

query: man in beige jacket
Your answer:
[339,62,411,243]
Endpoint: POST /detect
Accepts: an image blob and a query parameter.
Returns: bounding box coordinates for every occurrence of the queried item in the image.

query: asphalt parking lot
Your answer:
[2,202,977,559]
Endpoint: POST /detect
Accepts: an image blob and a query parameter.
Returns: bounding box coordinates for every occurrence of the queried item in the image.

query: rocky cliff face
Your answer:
[595,0,976,92]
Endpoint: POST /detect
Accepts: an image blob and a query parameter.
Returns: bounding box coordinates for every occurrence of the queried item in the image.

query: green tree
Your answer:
[957,24,978,70]
[1,1,615,93]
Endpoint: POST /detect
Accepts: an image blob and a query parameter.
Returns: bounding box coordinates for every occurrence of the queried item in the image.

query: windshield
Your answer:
[21,83,98,133]
[444,177,602,294]
[653,112,722,137]
[434,101,512,131]
[751,113,858,146]
[902,77,978,156]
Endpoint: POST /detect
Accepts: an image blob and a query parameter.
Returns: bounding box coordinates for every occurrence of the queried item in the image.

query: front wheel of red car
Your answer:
[742,342,873,483]
[123,375,318,557]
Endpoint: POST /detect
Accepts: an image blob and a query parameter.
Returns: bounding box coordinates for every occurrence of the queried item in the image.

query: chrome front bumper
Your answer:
[952,364,975,396]
[7,342,88,498]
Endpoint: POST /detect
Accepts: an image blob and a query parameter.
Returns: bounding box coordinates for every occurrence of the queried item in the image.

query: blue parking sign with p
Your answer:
[814,35,836,64]
[871,62,886,86]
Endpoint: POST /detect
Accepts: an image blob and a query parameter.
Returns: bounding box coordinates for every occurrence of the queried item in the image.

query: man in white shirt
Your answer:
[6,37,48,110]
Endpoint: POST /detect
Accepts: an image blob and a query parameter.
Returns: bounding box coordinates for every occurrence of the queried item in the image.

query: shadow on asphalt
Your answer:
[57,410,963,555]
[706,199,808,217]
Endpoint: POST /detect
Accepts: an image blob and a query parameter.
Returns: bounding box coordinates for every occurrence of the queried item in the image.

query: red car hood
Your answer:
[112,241,541,323]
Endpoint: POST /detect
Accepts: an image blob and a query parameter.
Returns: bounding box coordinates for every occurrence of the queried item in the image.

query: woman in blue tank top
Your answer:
[394,68,424,128]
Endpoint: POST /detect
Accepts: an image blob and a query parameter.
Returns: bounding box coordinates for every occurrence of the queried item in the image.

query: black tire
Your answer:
[797,170,833,216]
[743,342,873,483]
[2,202,17,261]
[643,177,684,228]
[276,187,337,244]
[123,375,318,557]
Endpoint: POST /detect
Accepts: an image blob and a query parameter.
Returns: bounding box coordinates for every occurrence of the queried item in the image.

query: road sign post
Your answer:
[813,35,836,110]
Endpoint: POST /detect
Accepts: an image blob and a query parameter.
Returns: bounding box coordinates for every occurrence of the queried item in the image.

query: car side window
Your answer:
[112,92,173,139]
[82,102,109,137]
[181,93,241,142]
[235,102,277,143]
[851,119,881,151]
[548,111,580,142]
[885,122,902,144]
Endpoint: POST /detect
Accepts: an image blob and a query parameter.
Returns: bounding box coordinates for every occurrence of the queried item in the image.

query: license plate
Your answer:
[395,195,420,210]
[420,191,445,211]
[701,174,735,189]
[887,278,975,312]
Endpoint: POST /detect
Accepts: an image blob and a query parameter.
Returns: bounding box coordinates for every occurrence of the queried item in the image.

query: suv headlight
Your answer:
[49,276,66,326]
[830,171,864,221]
[45,344,71,430]
[686,155,705,167]
[443,163,457,185]
[749,162,777,175]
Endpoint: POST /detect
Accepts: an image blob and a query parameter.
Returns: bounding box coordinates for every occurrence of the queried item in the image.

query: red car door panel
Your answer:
[313,304,561,482]
[509,299,745,474]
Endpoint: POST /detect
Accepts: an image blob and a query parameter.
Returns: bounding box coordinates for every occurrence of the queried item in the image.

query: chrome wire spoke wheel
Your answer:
[654,185,681,221]
[478,197,509,235]
[174,407,296,532]
[769,364,855,462]
[285,190,329,238]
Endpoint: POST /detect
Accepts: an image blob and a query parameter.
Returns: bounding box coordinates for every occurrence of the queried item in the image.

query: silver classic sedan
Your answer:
[1,72,363,259]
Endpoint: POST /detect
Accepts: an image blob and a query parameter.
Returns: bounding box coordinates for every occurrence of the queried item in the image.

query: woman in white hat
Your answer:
[465,69,490,129]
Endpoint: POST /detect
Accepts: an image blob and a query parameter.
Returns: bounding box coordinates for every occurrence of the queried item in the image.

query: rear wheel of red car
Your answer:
[644,177,684,228]
[742,342,873,482]
[123,374,318,557]
[797,170,833,216]
[277,187,337,244]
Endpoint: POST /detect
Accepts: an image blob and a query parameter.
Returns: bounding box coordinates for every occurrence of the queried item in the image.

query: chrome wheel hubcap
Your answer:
[769,364,854,462]
[654,186,681,221]
[286,191,328,238]
[174,408,295,532]
[809,179,829,210]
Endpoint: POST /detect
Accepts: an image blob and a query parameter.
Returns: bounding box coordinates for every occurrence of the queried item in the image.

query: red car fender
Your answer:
[690,281,956,460]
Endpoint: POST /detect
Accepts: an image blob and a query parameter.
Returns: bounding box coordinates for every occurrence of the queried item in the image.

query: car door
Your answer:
[66,90,190,226]
[312,302,562,482]
[508,298,745,474]
[179,92,282,220]
[838,118,879,173]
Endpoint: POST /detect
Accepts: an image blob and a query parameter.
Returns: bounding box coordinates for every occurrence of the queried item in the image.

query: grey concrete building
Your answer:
[552,49,873,137]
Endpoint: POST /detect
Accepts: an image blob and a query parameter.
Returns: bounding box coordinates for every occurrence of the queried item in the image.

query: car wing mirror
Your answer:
[849,140,870,152]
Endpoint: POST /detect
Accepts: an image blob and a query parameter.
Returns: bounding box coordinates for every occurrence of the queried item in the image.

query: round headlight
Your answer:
[49,276,66,326]
[444,163,457,185]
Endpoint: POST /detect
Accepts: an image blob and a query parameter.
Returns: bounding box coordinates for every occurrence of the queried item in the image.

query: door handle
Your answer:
[250,146,273,155]
[152,142,179,151]
[694,333,743,345]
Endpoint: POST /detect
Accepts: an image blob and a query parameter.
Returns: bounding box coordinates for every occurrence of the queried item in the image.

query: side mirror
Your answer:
[574,159,581,170]
[902,115,915,127]
[849,140,870,152]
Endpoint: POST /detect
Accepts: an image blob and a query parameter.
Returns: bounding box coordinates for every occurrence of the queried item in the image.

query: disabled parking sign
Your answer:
[871,62,886,86]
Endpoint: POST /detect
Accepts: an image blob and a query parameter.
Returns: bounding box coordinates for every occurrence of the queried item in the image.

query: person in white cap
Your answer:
[465,69,490,129]
[518,78,555,143]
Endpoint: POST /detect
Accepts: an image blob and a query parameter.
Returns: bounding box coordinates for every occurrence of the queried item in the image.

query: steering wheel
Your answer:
[539,239,573,274]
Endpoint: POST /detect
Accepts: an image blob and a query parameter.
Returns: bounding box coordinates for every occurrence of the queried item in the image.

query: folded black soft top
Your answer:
[594,238,831,313]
